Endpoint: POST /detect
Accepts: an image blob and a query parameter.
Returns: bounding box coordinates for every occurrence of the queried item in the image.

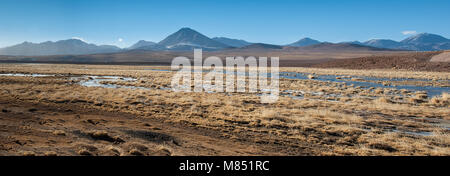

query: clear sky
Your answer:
[1,0,449,48]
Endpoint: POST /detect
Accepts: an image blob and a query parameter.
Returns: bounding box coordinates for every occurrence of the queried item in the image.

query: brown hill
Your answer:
[430,50,450,62]
[313,51,450,72]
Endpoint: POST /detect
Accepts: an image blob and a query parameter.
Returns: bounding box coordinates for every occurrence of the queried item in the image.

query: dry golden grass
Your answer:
[0,64,448,156]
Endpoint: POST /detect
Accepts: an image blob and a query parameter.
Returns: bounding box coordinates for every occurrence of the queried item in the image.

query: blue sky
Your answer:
[1,0,449,48]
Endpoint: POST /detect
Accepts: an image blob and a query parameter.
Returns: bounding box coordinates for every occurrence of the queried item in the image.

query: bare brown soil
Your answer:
[0,95,310,156]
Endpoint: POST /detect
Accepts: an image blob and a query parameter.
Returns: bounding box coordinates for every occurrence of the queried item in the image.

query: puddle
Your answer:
[278,72,449,97]
[146,69,449,98]
[392,129,433,136]
[0,73,54,77]
[2,70,448,98]
[410,117,450,130]
[72,76,151,90]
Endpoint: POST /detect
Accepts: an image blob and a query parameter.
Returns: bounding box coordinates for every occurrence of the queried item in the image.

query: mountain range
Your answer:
[0,39,121,56]
[1,28,449,56]
[360,33,450,51]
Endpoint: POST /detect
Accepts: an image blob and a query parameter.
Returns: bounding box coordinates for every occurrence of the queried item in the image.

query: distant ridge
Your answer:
[128,40,156,50]
[339,41,364,45]
[288,38,321,47]
[297,43,395,51]
[401,33,450,44]
[285,33,450,51]
[0,39,121,56]
[363,39,402,49]
[362,33,450,51]
[212,37,252,47]
[239,43,283,50]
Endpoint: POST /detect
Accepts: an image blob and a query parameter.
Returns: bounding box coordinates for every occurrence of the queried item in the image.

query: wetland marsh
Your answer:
[0,64,448,156]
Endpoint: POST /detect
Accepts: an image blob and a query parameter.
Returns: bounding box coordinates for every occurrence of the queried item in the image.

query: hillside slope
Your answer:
[313,51,449,72]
